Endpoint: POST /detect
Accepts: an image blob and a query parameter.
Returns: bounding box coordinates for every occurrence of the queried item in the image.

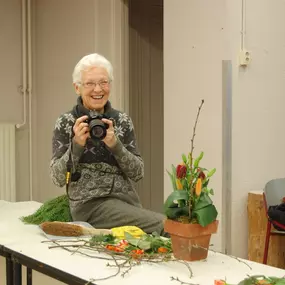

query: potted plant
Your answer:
[164,99,218,261]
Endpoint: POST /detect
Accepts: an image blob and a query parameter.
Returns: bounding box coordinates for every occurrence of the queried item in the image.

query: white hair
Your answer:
[72,53,114,84]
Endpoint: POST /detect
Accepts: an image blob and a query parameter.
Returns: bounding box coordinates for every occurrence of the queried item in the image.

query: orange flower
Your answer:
[105,244,124,252]
[105,244,116,251]
[114,247,124,252]
[157,247,168,253]
[132,249,144,254]
[195,178,202,196]
[131,249,144,259]
[214,280,226,285]
[257,280,271,285]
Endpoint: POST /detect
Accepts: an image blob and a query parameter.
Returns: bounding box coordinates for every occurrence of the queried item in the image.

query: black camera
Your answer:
[87,112,109,140]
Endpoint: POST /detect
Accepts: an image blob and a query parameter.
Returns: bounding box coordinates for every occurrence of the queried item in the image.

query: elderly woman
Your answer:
[50,53,165,235]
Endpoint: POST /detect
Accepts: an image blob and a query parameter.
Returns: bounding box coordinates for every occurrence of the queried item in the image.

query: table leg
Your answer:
[13,261,22,285]
[5,255,13,285]
[27,267,32,285]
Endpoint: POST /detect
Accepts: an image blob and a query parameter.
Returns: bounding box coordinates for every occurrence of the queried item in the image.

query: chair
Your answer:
[263,178,285,264]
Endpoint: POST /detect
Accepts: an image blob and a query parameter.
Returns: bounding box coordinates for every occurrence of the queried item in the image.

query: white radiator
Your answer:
[0,124,16,201]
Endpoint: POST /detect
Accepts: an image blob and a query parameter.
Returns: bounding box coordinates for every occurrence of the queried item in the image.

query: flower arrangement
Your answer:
[90,231,172,259]
[164,99,218,227]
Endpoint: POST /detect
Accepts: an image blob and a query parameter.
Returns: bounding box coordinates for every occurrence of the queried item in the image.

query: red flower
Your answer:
[176,164,187,178]
[197,168,206,180]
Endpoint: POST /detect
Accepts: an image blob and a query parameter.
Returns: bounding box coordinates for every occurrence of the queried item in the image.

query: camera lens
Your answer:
[91,125,105,139]
[89,119,107,140]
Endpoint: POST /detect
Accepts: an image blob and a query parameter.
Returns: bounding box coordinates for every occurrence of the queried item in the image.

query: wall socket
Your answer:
[239,50,251,66]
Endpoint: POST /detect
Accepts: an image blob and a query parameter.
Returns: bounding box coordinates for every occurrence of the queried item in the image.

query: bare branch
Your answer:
[170,276,199,285]
[192,244,252,270]
[189,99,205,219]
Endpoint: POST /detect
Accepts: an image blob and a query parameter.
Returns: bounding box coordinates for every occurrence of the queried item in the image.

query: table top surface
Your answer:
[0,199,284,285]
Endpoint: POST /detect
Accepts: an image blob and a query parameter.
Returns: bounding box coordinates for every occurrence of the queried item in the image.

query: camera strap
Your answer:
[65,130,82,201]
[71,96,116,120]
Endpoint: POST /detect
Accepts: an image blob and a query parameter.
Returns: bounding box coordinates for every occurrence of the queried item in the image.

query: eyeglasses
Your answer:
[80,80,110,89]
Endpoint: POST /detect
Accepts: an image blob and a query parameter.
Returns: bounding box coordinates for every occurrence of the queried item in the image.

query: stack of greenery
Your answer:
[21,194,72,224]
[215,275,285,285]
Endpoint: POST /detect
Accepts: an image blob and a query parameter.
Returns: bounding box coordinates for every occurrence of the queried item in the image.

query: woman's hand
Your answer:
[102,118,117,148]
[73,115,90,146]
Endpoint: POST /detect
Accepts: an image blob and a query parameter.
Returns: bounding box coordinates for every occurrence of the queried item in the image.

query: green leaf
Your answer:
[171,164,177,178]
[164,190,189,219]
[209,188,214,195]
[150,237,167,251]
[202,179,209,188]
[237,275,285,285]
[198,167,208,171]
[166,201,180,208]
[192,204,218,227]
[164,206,189,220]
[90,234,115,245]
[182,154,187,164]
[194,151,204,168]
[275,280,285,285]
[167,169,177,190]
[124,232,151,250]
[125,231,135,240]
[151,231,160,237]
[137,240,152,250]
[207,168,216,177]
[164,190,188,209]
[194,192,213,211]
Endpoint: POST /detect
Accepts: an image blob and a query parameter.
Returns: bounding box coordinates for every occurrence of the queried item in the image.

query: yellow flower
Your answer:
[111,226,145,239]
[176,179,183,190]
[195,178,202,196]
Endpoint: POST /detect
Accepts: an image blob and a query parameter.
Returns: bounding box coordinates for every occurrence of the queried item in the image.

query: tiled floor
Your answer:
[0,256,64,285]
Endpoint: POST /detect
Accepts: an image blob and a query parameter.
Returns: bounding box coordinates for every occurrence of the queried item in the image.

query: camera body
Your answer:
[86,112,109,141]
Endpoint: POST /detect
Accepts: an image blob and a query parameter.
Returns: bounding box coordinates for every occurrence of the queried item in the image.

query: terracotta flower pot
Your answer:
[164,219,219,261]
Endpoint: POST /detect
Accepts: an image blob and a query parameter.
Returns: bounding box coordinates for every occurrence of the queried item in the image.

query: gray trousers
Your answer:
[71,197,166,236]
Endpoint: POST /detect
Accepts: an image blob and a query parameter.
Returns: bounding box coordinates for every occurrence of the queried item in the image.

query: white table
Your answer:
[0,200,285,285]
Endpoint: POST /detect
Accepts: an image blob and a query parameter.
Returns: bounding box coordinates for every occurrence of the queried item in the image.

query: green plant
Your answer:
[164,100,218,226]
[215,275,285,285]
[20,194,72,224]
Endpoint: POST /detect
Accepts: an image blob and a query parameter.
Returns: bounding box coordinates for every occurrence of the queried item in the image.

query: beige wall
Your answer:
[164,0,226,253]
[1,0,128,203]
[229,0,285,258]
[0,0,22,123]
[164,0,285,258]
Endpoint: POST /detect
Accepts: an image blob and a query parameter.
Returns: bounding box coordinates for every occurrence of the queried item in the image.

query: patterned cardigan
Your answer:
[50,97,143,210]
